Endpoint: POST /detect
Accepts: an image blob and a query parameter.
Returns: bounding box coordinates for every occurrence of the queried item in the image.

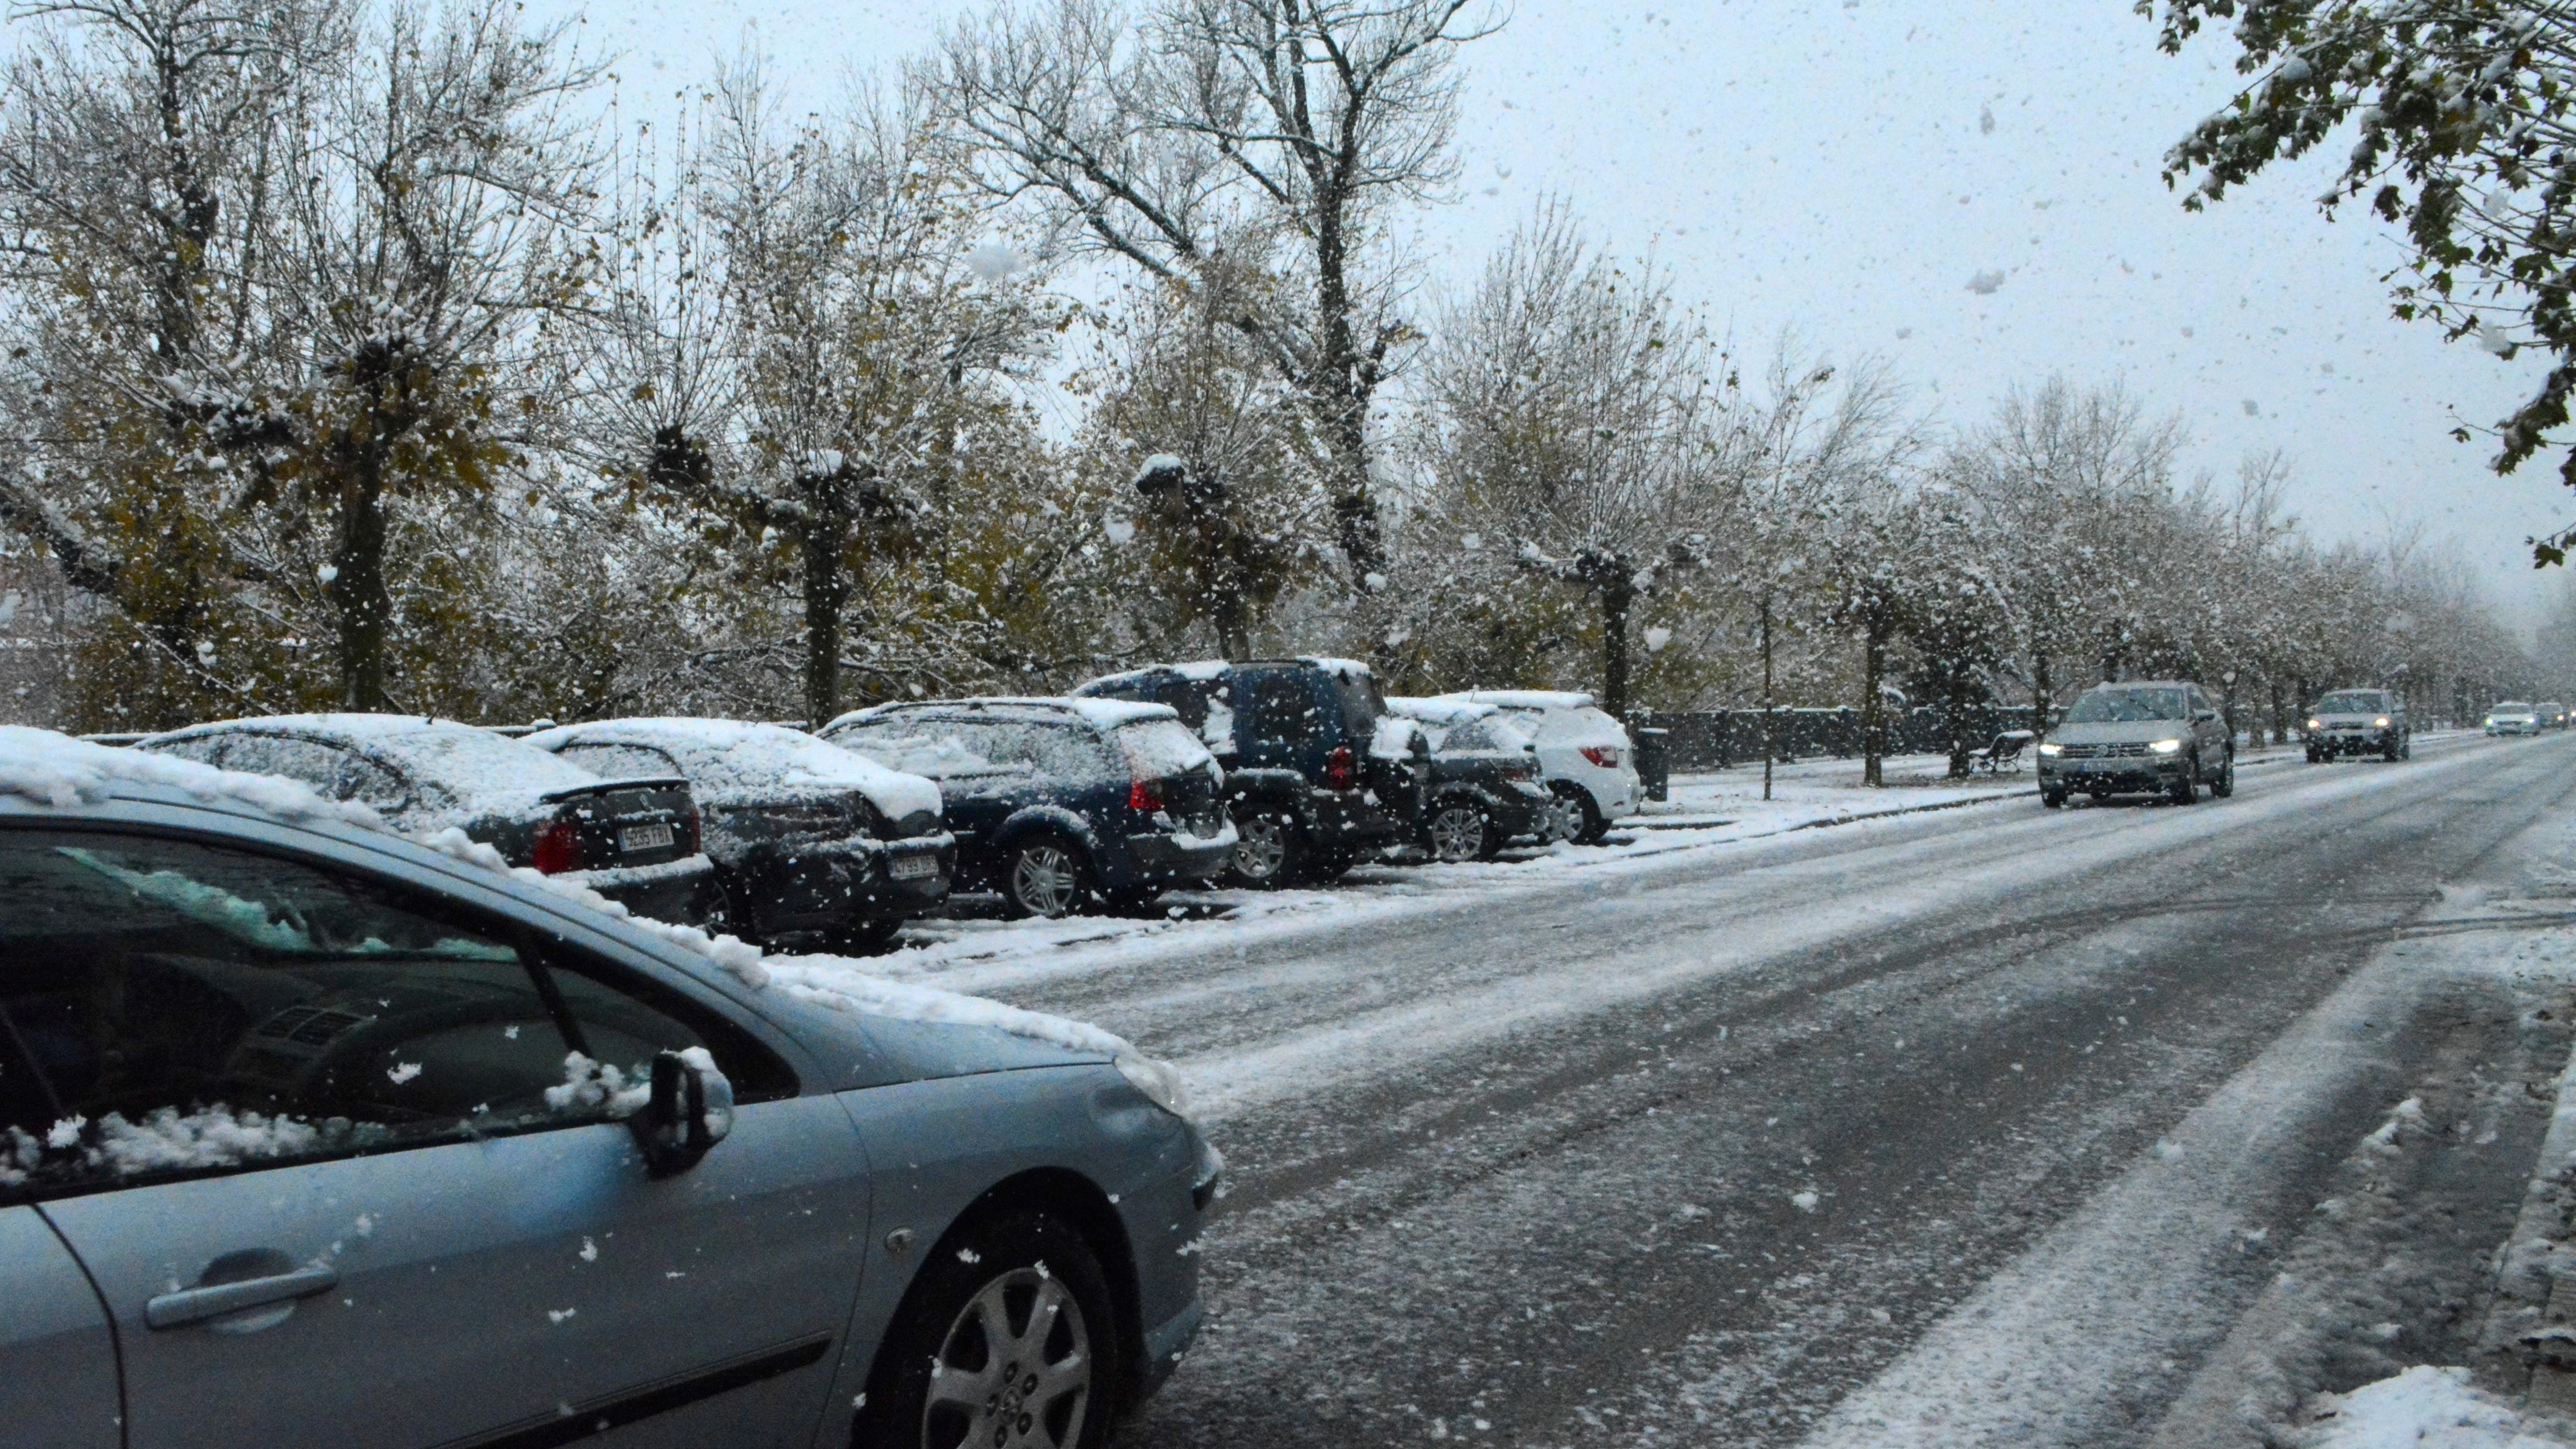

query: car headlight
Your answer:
[2148,738,2184,755]
[2374,717,2390,728]
[2037,742,2062,757]
[2306,718,2322,730]
[1116,1054,1192,1120]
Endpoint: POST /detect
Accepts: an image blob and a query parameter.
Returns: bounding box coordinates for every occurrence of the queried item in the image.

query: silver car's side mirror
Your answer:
[632,1049,733,1178]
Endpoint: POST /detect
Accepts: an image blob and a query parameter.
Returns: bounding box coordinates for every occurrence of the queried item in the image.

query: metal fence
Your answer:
[1629,707,2047,773]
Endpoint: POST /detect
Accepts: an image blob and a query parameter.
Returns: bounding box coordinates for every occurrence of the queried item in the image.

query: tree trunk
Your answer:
[1761,597,1776,803]
[800,501,850,730]
[2268,680,2286,745]
[2031,652,2054,738]
[1601,572,1635,721]
[1861,609,1888,787]
[1310,192,1384,592]
[326,455,391,712]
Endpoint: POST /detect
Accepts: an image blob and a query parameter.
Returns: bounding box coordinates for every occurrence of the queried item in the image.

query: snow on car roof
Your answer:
[1386,695,1498,727]
[150,713,602,817]
[1298,655,1378,683]
[1439,688,1601,712]
[825,696,1177,734]
[524,717,941,821]
[0,727,1176,1093]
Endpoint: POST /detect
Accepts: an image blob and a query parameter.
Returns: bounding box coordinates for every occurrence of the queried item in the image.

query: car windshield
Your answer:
[2315,692,2384,714]
[831,716,1113,782]
[2064,688,2188,723]
[2495,701,2534,714]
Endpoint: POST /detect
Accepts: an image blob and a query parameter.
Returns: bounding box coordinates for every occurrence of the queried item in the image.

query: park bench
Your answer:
[1969,729,2036,776]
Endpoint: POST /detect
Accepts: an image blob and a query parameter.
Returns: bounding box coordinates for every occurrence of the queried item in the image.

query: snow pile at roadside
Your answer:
[0,728,1182,1102]
[2300,1366,2573,1448]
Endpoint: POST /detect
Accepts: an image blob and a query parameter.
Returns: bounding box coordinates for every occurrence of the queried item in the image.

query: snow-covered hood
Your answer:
[0,727,1186,1112]
[524,718,942,823]
[2047,719,2196,747]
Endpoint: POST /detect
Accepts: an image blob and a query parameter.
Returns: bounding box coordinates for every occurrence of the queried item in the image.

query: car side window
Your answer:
[334,753,411,812]
[145,735,233,769]
[1245,674,1320,744]
[219,734,348,792]
[0,827,783,1200]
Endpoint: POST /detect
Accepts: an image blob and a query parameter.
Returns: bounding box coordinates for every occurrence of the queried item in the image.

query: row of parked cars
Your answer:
[113,657,1647,949]
[2483,700,2571,735]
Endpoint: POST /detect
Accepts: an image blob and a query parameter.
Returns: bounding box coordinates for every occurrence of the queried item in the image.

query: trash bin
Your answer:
[1634,726,1670,803]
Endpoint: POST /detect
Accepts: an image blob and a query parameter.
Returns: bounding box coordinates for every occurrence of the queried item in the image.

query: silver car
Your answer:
[0,728,1214,1449]
[2036,680,2237,807]
[2304,687,2410,762]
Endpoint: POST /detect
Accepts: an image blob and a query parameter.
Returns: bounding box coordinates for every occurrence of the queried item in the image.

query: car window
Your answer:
[142,735,232,769]
[0,827,776,1199]
[833,717,1113,782]
[2064,689,2188,723]
[1116,720,1215,780]
[556,741,686,781]
[213,733,348,791]
[333,753,410,811]
[1246,673,1324,744]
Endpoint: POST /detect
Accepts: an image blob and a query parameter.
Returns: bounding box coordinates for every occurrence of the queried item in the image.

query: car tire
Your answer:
[2401,735,2413,760]
[1552,783,1609,844]
[1425,800,1497,862]
[2383,736,2402,762]
[2040,788,2067,809]
[852,1209,1121,1449]
[2305,748,2322,763]
[1003,834,1094,919]
[2208,751,2234,798]
[2169,762,2199,805]
[1225,808,1302,889]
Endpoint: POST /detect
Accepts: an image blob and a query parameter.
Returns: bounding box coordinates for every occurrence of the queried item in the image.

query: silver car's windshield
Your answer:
[2316,692,2384,714]
[2065,689,2187,723]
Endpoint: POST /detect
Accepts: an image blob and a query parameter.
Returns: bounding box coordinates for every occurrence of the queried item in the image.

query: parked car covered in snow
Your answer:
[136,714,721,925]
[821,698,1234,918]
[2303,688,2410,762]
[523,718,955,953]
[0,727,1215,1449]
[2486,700,2543,736]
[2035,681,2237,807]
[1074,658,1421,886]
[1385,698,1559,860]
[1430,688,1641,842]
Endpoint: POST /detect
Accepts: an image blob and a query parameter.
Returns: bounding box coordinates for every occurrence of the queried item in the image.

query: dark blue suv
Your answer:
[820,698,1236,917]
[1075,658,1420,886]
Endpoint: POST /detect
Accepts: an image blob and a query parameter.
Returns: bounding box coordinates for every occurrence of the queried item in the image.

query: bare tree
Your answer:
[925,0,1500,598]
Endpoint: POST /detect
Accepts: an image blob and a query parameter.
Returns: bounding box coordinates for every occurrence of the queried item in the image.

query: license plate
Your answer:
[619,822,674,853]
[889,853,937,881]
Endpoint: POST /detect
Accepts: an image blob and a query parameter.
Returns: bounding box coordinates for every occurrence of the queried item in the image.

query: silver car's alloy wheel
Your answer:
[1428,804,1487,862]
[922,1267,1092,1449]
[1232,815,1288,882]
[1542,794,1581,844]
[1009,844,1084,918]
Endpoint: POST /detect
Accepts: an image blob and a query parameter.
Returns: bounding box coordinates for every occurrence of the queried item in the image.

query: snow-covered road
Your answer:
[917,731,2576,1447]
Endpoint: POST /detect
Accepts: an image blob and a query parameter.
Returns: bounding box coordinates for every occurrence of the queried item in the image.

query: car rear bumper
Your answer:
[735,835,955,936]
[1304,790,1403,851]
[561,853,723,925]
[1119,825,1236,882]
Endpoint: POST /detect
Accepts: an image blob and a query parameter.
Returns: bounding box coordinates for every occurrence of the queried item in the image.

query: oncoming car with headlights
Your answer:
[2036,681,2236,808]
[0,727,1215,1449]
[2303,688,2410,762]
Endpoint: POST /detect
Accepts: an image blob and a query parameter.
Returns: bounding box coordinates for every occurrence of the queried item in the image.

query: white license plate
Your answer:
[889,853,938,880]
[619,822,674,853]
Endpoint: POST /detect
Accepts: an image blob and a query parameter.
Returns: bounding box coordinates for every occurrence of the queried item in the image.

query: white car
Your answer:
[2487,700,2544,736]
[1430,689,1642,842]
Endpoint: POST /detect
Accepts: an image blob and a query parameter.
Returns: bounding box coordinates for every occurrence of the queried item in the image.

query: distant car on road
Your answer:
[2543,701,2571,730]
[2304,688,2410,762]
[0,728,1214,1449]
[822,698,1234,918]
[1385,698,1558,860]
[2035,681,2236,807]
[1430,689,1641,843]
[2487,700,2543,736]
[525,718,955,953]
[1075,659,1420,887]
[137,714,721,925]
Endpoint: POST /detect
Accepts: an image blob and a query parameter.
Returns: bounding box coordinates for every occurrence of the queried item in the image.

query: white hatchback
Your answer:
[1432,690,1642,841]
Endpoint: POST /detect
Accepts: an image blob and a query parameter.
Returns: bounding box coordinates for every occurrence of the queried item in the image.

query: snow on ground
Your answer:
[2302,1367,2573,1448]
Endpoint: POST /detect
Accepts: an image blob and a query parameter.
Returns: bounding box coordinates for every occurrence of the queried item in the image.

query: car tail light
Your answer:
[532,815,583,874]
[1580,745,1623,769]
[1129,777,1166,812]
[681,805,703,853]
[1323,746,1356,791]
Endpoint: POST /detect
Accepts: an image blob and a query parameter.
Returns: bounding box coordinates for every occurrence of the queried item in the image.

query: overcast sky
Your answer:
[558,0,2572,634]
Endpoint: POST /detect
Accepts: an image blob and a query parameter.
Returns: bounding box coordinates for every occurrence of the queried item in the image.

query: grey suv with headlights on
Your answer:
[2304,688,2410,762]
[2037,681,2236,807]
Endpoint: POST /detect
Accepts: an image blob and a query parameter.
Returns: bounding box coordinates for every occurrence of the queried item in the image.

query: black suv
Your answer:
[1075,658,1421,886]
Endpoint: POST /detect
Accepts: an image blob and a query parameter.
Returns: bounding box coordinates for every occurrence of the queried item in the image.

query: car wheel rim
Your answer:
[1234,817,1286,880]
[1011,846,1081,917]
[1429,807,1484,861]
[921,1267,1092,1449]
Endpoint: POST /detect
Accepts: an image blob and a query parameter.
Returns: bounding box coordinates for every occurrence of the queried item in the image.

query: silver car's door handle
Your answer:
[145,1264,338,1330]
